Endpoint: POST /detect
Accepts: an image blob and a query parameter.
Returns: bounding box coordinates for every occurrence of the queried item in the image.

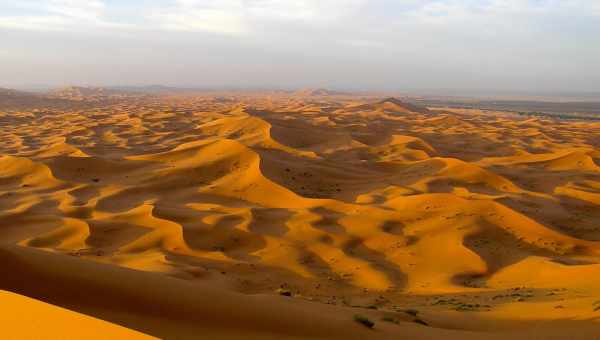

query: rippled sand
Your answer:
[1,93,599,339]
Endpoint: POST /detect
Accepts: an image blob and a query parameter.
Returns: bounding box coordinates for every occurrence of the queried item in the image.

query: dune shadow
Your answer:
[247,208,291,237]
[178,211,266,262]
[380,220,406,236]
[310,207,346,234]
[85,220,149,253]
[456,218,583,288]
[498,193,600,241]
[68,185,101,206]
[342,237,407,290]
[96,187,156,213]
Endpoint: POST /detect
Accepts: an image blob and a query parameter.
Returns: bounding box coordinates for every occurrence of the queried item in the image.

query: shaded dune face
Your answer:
[0,95,600,339]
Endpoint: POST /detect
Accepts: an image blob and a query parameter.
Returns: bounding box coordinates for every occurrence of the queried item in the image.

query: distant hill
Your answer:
[107,85,181,94]
[0,88,21,96]
[293,88,350,97]
[0,88,72,110]
[0,87,130,110]
[47,86,129,101]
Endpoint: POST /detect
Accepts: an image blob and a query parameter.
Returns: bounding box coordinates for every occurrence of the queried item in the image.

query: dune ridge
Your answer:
[0,93,599,339]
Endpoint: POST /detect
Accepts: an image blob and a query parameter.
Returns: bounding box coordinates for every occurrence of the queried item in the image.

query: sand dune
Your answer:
[0,287,153,340]
[0,93,599,339]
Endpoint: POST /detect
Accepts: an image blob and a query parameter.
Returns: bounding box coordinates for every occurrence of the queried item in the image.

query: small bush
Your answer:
[404,309,419,317]
[413,318,429,326]
[354,314,375,329]
[381,316,399,324]
[276,288,292,297]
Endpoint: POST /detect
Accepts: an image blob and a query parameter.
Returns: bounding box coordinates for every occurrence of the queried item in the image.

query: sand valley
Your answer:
[1,89,600,339]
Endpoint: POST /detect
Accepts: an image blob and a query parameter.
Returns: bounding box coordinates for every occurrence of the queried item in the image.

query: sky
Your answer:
[1,0,599,93]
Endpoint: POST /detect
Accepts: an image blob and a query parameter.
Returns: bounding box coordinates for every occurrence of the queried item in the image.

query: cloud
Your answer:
[145,0,366,34]
[0,0,367,34]
[1,0,597,34]
[0,0,123,31]
[0,0,598,91]
[0,15,66,31]
[145,1,246,34]
[45,0,105,20]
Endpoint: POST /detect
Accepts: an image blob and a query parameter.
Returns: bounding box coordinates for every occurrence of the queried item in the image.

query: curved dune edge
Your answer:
[1,95,600,339]
[1,244,599,340]
[0,288,153,340]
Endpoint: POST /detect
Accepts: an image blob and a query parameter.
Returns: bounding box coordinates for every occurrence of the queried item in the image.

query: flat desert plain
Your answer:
[1,92,600,339]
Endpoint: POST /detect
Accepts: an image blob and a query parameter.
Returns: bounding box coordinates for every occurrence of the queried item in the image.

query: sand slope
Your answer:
[0,94,599,338]
[0,287,153,340]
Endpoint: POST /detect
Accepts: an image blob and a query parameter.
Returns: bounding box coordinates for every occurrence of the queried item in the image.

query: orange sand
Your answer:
[0,92,599,339]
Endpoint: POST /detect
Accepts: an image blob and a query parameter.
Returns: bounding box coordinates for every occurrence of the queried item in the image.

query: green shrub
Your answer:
[276,288,292,297]
[381,316,399,324]
[413,318,429,326]
[354,314,375,329]
[404,309,419,316]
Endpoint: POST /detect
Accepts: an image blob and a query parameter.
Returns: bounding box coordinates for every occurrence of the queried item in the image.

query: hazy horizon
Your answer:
[2,1,599,93]
[7,84,600,101]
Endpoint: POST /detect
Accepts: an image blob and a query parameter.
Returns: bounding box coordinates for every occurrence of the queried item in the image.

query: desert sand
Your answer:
[1,90,599,339]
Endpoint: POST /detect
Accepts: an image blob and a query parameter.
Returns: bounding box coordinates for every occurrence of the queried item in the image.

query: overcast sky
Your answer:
[1,0,599,93]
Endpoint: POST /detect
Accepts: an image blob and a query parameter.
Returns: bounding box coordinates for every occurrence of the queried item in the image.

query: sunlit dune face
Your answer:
[0,94,599,339]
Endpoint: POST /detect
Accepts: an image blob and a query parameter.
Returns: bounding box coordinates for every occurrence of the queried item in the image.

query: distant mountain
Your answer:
[0,86,140,110]
[47,86,128,100]
[0,87,45,101]
[293,88,350,97]
[107,85,181,94]
[0,87,78,110]
[0,88,46,100]
[0,88,20,96]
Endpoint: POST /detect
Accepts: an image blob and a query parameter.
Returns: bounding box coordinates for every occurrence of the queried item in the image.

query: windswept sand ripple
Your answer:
[1,95,599,339]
